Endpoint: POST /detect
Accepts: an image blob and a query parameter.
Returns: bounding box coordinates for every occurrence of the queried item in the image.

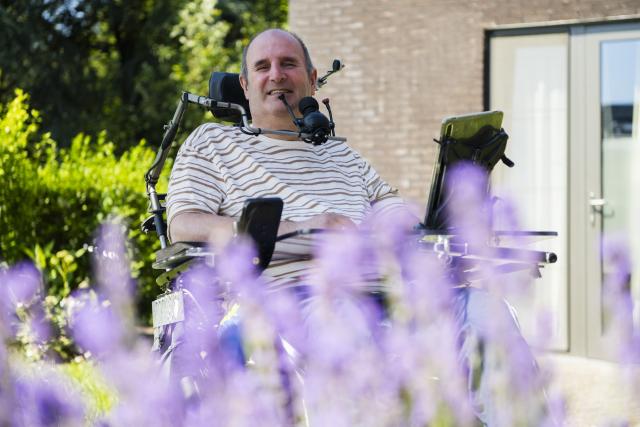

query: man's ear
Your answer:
[310,68,318,95]
[239,74,249,99]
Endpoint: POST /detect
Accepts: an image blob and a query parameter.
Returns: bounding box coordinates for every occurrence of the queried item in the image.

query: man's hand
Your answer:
[277,213,356,236]
[302,213,357,230]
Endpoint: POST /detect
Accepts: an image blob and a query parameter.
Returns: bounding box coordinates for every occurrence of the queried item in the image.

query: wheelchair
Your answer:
[141,65,558,418]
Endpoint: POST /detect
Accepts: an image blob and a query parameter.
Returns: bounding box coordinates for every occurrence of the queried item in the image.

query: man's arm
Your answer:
[170,211,236,247]
[170,211,357,247]
[369,197,420,230]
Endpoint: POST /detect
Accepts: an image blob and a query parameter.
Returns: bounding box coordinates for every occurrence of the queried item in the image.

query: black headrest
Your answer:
[208,72,251,123]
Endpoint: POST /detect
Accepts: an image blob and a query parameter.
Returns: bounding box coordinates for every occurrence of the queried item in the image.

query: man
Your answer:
[167,29,405,246]
[167,29,407,289]
[166,28,545,426]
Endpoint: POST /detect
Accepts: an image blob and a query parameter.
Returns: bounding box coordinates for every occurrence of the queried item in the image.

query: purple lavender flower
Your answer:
[445,163,493,244]
[0,262,41,308]
[70,296,124,358]
[12,374,85,426]
[99,349,184,426]
[0,182,582,426]
[601,235,640,365]
[27,304,52,346]
[0,262,42,336]
[93,222,136,311]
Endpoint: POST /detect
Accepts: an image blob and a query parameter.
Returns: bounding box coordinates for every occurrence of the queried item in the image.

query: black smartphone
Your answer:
[236,197,284,271]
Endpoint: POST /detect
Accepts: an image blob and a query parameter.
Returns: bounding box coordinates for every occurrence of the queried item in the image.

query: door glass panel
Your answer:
[600,38,640,331]
[490,33,569,350]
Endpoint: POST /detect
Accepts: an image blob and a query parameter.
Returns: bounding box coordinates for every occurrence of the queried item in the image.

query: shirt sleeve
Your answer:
[358,153,399,202]
[357,152,408,218]
[165,124,227,235]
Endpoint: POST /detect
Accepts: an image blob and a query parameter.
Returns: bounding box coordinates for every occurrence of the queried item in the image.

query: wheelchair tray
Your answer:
[418,230,558,264]
[419,229,557,243]
[153,241,212,270]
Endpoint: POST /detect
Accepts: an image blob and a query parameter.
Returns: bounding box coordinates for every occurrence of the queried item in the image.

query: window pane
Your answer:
[490,33,569,350]
[600,38,640,332]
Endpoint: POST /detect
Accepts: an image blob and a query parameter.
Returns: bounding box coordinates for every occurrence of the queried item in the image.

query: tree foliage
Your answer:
[0,1,286,348]
[0,90,162,328]
[0,0,288,150]
[0,0,287,327]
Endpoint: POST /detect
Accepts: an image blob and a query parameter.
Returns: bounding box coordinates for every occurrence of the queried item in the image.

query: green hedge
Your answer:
[0,89,168,331]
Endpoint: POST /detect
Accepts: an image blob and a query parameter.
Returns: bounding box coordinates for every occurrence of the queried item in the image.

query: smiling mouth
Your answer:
[267,89,292,95]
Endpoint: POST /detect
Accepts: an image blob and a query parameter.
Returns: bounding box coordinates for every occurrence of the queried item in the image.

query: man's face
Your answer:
[240,30,317,130]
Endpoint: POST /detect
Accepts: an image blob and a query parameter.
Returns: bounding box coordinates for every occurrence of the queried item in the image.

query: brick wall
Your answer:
[289,0,640,212]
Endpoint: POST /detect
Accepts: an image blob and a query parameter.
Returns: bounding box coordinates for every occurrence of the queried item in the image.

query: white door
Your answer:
[573,23,640,359]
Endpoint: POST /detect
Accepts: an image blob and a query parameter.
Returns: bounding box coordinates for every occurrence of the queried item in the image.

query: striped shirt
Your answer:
[166,122,404,291]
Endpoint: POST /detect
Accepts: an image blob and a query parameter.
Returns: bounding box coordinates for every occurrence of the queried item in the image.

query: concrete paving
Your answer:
[539,353,640,426]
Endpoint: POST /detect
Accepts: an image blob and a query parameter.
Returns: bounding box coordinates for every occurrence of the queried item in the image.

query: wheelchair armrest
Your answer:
[153,241,209,270]
[152,198,283,277]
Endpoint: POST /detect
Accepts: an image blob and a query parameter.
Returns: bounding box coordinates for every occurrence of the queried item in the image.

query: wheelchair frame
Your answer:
[141,70,558,385]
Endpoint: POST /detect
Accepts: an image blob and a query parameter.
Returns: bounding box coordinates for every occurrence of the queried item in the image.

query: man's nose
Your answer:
[269,64,286,82]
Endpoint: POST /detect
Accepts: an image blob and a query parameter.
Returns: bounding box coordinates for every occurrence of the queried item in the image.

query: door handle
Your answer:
[589,192,615,225]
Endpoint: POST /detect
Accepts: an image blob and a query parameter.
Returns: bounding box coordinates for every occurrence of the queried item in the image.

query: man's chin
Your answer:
[266,94,297,108]
[267,99,299,117]
[251,106,299,130]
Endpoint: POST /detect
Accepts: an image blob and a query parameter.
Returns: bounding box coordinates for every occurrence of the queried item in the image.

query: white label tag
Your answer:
[152,291,185,328]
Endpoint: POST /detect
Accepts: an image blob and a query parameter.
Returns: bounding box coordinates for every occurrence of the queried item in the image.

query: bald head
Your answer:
[241,29,315,83]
